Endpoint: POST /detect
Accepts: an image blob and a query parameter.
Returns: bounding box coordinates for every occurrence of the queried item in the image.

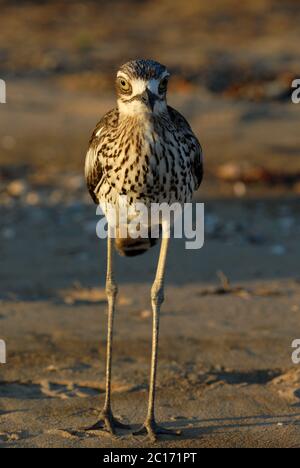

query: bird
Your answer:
[85,59,203,441]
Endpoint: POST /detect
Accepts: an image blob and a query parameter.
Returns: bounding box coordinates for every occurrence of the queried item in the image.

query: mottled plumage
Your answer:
[85,59,203,257]
[86,106,202,205]
[84,60,204,441]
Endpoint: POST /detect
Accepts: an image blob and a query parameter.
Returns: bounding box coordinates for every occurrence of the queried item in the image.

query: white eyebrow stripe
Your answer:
[117,72,128,79]
[131,78,148,95]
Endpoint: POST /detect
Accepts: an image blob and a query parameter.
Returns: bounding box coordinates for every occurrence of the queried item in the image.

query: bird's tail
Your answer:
[114,227,159,257]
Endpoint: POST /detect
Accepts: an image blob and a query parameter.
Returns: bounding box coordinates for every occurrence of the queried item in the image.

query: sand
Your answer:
[1,0,300,448]
[1,197,300,447]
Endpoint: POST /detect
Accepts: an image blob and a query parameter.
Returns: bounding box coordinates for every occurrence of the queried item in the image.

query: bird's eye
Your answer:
[118,77,131,93]
[159,77,168,93]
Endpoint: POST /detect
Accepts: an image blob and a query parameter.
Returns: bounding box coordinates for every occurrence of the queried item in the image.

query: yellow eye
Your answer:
[159,77,168,93]
[118,77,131,93]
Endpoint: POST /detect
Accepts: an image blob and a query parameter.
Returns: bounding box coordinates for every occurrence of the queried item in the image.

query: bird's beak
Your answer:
[141,89,157,112]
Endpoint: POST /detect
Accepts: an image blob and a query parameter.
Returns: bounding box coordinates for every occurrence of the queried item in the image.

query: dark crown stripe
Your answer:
[119,59,167,81]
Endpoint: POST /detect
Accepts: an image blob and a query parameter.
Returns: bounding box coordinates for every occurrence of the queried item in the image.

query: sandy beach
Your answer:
[0,0,300,448]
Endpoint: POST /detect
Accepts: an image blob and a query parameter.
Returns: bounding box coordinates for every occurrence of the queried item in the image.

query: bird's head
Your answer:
[116,59,170,117]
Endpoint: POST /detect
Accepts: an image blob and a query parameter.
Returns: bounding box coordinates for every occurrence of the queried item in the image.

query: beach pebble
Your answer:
[48,189,63,205]
[63,175,84,191]
[217,162,241,181]
[45,365,58,372]
[140,309,151,319]
[170,415,186,421]
[7,180,27,197]
[233,181,247,197]
[25,191,40,206]
[118,295,133,306]
[64,296,75,305]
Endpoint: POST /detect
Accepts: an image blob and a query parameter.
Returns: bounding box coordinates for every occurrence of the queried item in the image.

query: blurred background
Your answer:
[1,0,300,186]
[1,0,300,448]
[0,0,299,294]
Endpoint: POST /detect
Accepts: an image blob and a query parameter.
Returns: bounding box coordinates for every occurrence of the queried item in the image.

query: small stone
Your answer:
[25,192,40,206]
[64,296,75,305]
[233,182,247,197]
[7,180,27,197]
[140,309,151,319]
[49,190,63,205]
[64,175,84,191]
[217,163,241,181]
[118,296,133,306]
[46,365,58,372]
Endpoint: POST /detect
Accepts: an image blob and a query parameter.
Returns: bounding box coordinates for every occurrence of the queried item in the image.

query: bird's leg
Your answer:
[86,235,130,435]
[134,236,181,441]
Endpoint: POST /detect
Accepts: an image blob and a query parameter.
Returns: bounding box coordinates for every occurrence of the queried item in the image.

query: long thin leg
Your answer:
[104,234,117,414]
[134,236,181,441]
[86,235,130,435]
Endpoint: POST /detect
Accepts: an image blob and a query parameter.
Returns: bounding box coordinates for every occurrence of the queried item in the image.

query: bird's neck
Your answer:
[118,100,168,122]
[118,108,153,121]
[118,111,155,133]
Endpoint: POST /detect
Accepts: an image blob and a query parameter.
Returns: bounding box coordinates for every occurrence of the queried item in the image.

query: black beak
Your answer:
[140,89,157,112]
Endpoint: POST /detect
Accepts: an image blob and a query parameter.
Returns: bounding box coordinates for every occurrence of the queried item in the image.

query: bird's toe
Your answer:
[85,411,131,436]
[133,420,181,442]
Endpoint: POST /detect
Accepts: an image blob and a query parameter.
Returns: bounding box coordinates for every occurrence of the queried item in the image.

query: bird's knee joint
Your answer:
[106,279,118,298]
[151,283,164,306]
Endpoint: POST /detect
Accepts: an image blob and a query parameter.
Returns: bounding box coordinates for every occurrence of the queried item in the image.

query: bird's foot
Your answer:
[85,410,131,436]
[133,419,181,442]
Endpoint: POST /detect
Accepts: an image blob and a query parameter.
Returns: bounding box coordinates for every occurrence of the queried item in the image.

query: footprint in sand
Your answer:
[0,380,140,400]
